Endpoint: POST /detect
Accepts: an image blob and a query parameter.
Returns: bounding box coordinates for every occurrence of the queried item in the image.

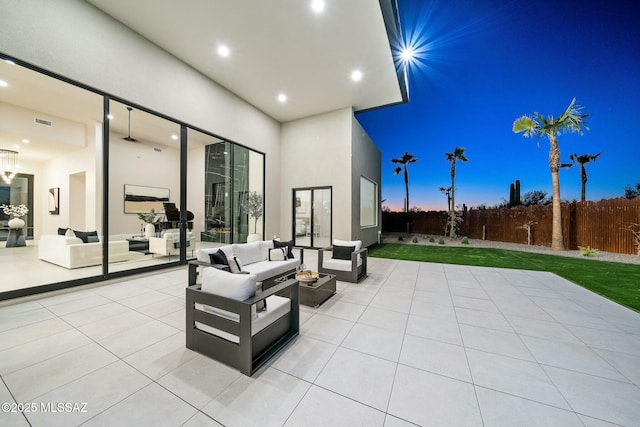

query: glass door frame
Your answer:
[291,186,332,249]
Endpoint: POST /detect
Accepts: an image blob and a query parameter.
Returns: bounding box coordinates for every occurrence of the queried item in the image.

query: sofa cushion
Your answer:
[201,266,256,301]
[322,257,363,272]
[233,241,263,265]
[57,227,68,236]
[268,247,287,261]
[332,245,355,260]
[228,256,244,274]
[197,245,233,264]
[195,295,290,343]
[260,240,275,259]
[242,259,299,282]
[87,235,100,243]
[273,239,294,259]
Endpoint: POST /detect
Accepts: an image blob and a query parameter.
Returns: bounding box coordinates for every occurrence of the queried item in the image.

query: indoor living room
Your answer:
[0,59,226,296]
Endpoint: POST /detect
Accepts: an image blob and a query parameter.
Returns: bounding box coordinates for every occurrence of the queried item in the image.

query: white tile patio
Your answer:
[0,256,639,426]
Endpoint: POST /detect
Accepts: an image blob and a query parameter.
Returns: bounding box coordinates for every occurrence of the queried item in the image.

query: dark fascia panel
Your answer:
[356,0,409,115]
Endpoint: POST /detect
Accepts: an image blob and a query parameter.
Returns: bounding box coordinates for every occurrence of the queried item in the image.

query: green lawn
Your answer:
[368,243,640,312]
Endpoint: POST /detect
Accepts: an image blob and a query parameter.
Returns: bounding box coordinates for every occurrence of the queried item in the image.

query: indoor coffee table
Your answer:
[277,272,336,308]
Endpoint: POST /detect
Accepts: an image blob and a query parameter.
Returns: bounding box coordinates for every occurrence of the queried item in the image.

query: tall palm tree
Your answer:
[392,152,418,213]
[567,152,602,202]
[513,98,589,251]
[445,147,468,238]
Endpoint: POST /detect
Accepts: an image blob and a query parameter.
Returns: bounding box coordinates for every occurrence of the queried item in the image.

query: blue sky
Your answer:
[357,0,640,211]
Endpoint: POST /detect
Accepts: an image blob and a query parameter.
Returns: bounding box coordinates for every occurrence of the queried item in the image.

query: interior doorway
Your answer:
[69,172,86,230]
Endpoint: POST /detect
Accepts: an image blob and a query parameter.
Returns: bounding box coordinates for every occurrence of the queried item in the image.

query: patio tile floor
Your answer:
[1,256,639,426]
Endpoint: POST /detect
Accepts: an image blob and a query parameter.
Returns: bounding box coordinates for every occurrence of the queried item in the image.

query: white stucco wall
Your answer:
[280,108,353,242]
[0,0,282,238]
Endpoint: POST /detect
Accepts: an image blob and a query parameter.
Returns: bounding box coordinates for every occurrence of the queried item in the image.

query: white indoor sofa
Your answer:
[38,234,131,269]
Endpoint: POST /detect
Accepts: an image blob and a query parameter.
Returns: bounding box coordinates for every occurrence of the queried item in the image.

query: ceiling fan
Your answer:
[123,106,138,142]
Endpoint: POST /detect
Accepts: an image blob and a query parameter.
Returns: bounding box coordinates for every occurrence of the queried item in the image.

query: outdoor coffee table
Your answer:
[277,272,336,308]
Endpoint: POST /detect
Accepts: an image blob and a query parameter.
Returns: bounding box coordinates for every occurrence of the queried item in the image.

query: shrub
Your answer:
[429,236,435,243]
[461,236,469,244]
[412,236,418,244]
[398,235,404,241]
[438,237,445,245]
[578,246,599,257]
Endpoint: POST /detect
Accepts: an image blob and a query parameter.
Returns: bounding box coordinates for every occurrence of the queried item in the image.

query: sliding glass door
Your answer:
[202,141,264,244]
[293,187,332,248]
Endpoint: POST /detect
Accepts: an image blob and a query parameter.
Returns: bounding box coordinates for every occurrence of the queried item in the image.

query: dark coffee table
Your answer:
[276,272,336,308]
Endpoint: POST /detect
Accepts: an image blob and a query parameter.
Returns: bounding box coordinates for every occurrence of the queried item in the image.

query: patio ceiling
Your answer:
[85,0,405,122]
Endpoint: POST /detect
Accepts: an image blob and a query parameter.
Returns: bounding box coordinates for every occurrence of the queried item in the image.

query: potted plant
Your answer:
[137,208,157,238]
[1,204,29,229]
[243,192,263,243]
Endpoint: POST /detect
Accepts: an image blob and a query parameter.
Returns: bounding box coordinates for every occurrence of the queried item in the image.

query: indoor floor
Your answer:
[1,257,639,426]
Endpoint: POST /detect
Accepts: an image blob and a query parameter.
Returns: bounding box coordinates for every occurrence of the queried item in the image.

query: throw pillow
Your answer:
[268,247,287,261]
[57,227,68,236]
[73,230,98,244]
[87,235,100,243]
[228,256,243,274]
[65,228,76,238]
[208,249,229,266]
[332,245,355,260]
[255,281,267,312]
[273,239,294,259]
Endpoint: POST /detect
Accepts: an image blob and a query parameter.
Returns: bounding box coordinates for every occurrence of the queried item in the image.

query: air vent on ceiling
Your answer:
[153,148,162,152]
[35,118,52,126]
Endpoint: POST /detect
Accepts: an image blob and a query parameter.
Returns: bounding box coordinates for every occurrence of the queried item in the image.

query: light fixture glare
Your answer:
[217,45,230,57]
[351,70,363,82]
[0,80,8,87]
[277,93,287,103]
[311,0,325,13]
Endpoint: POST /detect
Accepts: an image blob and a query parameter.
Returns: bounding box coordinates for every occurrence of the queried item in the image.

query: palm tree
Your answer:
[445,147,468,238]
[566,152,602,202]
[439,186,452,212]
[392,152,418,213]
[513,98,589,251]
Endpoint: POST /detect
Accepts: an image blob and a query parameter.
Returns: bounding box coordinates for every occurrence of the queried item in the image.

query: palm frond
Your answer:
[393,166,402,175]
[512,115,537,137]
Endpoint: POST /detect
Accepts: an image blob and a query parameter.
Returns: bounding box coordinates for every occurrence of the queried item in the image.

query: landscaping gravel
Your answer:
[381,233,640,265]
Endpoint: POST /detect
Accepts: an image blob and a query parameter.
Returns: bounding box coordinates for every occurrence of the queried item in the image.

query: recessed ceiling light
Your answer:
[22,139,29,144]
[351,70,363,82]
[171,134,178,140]
[217,45,230,57]
[277,93,287,103]
[311,0,325,13]
[0,80,8,87]
[12,144,20,149]
[107,114,114,120]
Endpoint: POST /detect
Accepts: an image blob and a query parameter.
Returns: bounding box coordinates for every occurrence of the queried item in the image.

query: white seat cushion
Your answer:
[195,295,291,343]
[322,257,363,272]
[243,259,300,282]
